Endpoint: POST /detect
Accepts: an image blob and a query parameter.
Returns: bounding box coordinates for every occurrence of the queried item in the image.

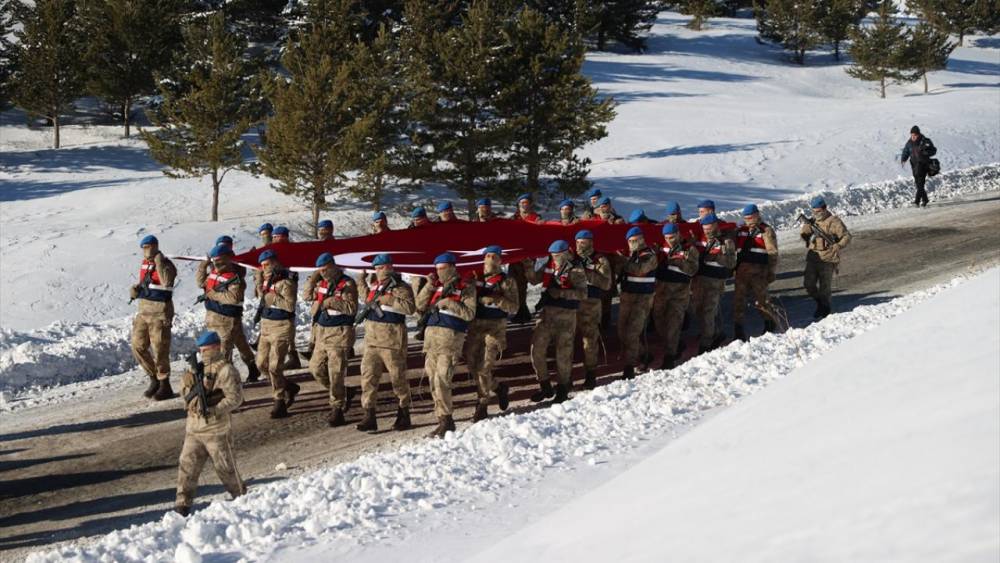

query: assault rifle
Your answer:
[534,260,573,312]
[194,274,241,305]
[797,213,839,247]
[354,274,399,325]
[130,266,153,304]
[416,276,459,334]
[184,352,224,417]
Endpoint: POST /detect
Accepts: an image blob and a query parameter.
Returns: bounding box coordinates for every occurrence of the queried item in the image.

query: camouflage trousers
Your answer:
[691,278,725,348]
[309,333,351,410]
[175,430,244,509]
[465,318,507,405]
[576,299,603,370]
[360,345,411,410]
[804,251,837,308]
[256,320,293,401]
[653,281,691,357]
[531,307,577,386]
[132,312,172,380]
[618,292,654,365]
[205,311,255,369]
[733,264,776,324]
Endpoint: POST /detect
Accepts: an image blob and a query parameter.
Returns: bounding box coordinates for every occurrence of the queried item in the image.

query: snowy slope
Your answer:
[26,269,998,562]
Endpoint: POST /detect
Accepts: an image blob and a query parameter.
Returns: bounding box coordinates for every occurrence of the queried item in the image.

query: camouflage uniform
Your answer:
[690,234,737,350]
[465,269,519,406]
[575,250,612,380]
[131,251,177,384]
[196,261,254,369]
[255,268,302,367]
[733,221,779,332]
[307,270,359,413]
[175,352,245,511]
[801,210,852,316]
[358,274,416,413]
[255,268,298,402]
[509,210,543,322]
[416,274,477,420]
[617,246,659,370]
[652,241,700,364]
[525,257,587,390]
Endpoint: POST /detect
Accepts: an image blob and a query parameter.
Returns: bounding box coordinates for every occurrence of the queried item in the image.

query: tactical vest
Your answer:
[204,270,242,318]
[426,278,469,332]
[314,275,353,327]
[475,272,509,320]
[138,260,173,302]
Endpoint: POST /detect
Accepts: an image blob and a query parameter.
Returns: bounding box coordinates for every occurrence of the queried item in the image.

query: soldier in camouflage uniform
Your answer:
[652,223,699,369]
[690,214,737,354]
[195,243,259,382]
[255,249,301,418]
[801,196,852,320]
[616,227,659,378]
[131,234,177,401]
[732,204,779,340]
[574,230,612,389]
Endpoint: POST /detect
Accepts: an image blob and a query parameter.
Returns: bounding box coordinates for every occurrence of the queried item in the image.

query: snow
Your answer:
[26,268,999,562]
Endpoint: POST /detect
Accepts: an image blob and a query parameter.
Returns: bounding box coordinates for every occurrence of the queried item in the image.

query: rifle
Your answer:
[184,352,222,417]
[129,266,153,304]
[194,274,241,305]
[416,276,459,333]
[797,213,839,247]
[534,260,573,312]
[354,274,399,325]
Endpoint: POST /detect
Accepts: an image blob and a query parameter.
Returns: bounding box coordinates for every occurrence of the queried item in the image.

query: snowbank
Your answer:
[26,267,997,562]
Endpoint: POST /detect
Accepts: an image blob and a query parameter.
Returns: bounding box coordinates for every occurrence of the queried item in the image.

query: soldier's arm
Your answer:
[195,260,210,289]
[568,268,588,300]
[253,270,263,298]
[414,280,434,313]
[215,276,245,306]
[155,255,177,287]
[213,365,244,414]
[594,257,613,291]
[438,283,477,321]
[271,279,297,311]
[181,370,194,402]
[498,277,520,315]
[387,284,417,315]
[722,240,738,269]
[832,219,852,250]
[681,247,700,276]
[522,260,543,284]
[302,270,321,302]
[323,279,358,316]
[357,273,371,300]
[639,250,658,274]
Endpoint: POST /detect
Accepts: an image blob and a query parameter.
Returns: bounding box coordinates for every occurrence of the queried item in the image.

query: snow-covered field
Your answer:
[26,268,998,562]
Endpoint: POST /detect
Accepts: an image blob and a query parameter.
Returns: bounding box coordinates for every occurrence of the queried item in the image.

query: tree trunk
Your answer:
[373,173,383,211]
[958,30,964,46]
[923,72,928,93]
[53,114,60,149]
[211,169,220,221]
[466,197,475,219]
[833,40,840,61]
[123,97,131,138]
[597,28,606,51]
[312,189,321,239]
[880,76,886,98]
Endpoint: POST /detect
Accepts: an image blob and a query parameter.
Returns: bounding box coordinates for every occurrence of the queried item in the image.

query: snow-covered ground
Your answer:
[26,268,998,562]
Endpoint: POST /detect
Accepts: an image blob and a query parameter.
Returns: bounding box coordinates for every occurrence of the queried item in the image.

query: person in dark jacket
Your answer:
[901,125,937,208]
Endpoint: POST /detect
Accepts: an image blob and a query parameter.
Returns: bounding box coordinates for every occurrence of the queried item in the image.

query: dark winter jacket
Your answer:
[901,135,937,173]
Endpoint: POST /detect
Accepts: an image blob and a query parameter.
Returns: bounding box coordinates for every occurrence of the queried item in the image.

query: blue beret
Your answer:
[476,198,492,207]
[315,252,335,267]
[810,196,827,209]
[742,204,759,216]
[697,199,715,210]
[628,209,647,223]
[410,207,427,218]
[586,188,602,199]
[258,223,273,233]
[517,193,533,203]
[209,244,233,258]
[597,196,611,206]
[625,226,644,240]
[436,201,453,212]
[139,234,158,247]
[273,226,289,236]
[575,229,593,240]
[215,235,233,246]
[434,252,457,265]
[372,253,392,266]
[699,213,719,225]
[372,211,386,221]
[317,219,333,230]
[483,245,503,256]
[196,331,221,347]
[258,249,277,263]
[665,201,680,214]
[662,223,679,235]
[559,199,575,209]
[548,240,569,253]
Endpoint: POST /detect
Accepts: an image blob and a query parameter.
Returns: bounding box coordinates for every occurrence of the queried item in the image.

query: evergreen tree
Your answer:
[587,0,659,52]
[904,21,956,93]
[498,7,614,201]
[255,0,361,235]
[845,0,915,98]
[815,0,870,60]
[676,0,719,30]
[0,0,17,110]
[80,0,184,137]
[755,0,823,64]
[912,0,998,46]
[141,12,263,221]
[11,0,86,149]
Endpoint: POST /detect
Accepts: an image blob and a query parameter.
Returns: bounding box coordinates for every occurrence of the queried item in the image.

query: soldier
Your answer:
[195,244,260,382]
[255,249,301,418]
[437,201,462,222]
[513,193,543,223]
[272,225,290,243]
[317,219,335,240]
[465,246,518,421]
[801,197,852,320]
[268,226,302,370]
[474,198,502,222]
[174,331,246,517]
[416,253,477,437]
[131,234,177,400]
[733,204,779,341]
[901,125,937,207]
[356,253,417,432]
[574,230,612,389]
[557,199,580,225]
[307,253,358,426]
[525,240,587,403]
[652,223,699,369]
[617,227,659,378]
[693,200,715,222]
[510,193,542,323]
[690,214,737,354]
[372,211,391,234]
[662,201,684,224]
[592,196,625,224]
[628,209,654,224]
[258,223,273,247]
[408,207,432,228]
[580,188,603,219]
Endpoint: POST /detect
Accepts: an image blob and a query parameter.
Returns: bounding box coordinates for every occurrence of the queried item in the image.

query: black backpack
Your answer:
[928,158,941,177]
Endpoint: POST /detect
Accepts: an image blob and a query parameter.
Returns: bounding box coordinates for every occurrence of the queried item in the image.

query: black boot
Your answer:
[583,369,597,390]
[552,383,569,403]
[812,299,824,320]
[734,323,747,342]
[698,345,711,355]
[711,332,727,349]
[283,351,302,370]
[174,505,190,517]
[530,381,554,403]
[496,382,510,411]
[356,408,377,431]
[414,326,426,341]
[345,386,357,412]
[763,319,776,333]
[660,354,675,370]
[143,374,159,398]
[152,379,174,401]
[472,403,488,422]
[817,303,831,320]
[270,399,288,419]
[301,345,313,361]
[327,407,346,427]
[512,304,532,324]
[622,365,635,380]
[428,415,456,438]
[245,363,261,383]
[393,406,412,431]
[285,381,301,408]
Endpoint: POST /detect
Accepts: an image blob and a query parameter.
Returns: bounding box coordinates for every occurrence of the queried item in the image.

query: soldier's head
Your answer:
[548,239,571,266]
[626,226,646,252]
[910,125,921,142]
[664,201,681,223]
[317,219,334,240]
[559,199,575,220]
[316,252,338,280]
[411,207,429,226]
[699,213,719,238]
[586,188,602,209]
[575,230,594,256]
[436,201,455,222]
[372,211,388,233]
[810,196,829,220]
[697,199,715,219]
[258,249,280,274]
[517,193,533,213]
[139,234,158,259]
[628,209,648,224]
[434,252,458,282]
[209,244,233,271]
[742,204,760,227]
[482,245,503,272]
[662,222,681,247]
[196,330,222,360]
[273,226,290,243]
[372,253,393,280]
[476,198,492,220]
[215,235,233,250]
[258,223,273,246]
[597,196,612,215]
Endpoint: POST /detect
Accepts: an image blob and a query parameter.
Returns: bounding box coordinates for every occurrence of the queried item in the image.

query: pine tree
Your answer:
[905,21,956,93]
[815,0,871,60]
[845,0,915,98]
[912,0,998,46]
[498,7,614,201]
[756,0,823,64]
[11,0,86,149]
[587,0,659,52]
[676,0,719,30]
[80,0,184,137]
[141,12,263,221]
[255,0,361,236]
[0,0,17,110]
